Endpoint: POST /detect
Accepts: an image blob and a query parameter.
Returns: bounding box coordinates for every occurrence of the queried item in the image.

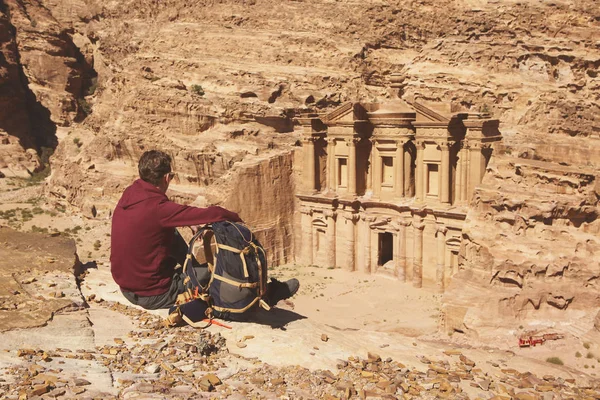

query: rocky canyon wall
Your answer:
[0,0,94,177]
[221,152,297,267]
[0,1,38,176]
[443,154,600,339]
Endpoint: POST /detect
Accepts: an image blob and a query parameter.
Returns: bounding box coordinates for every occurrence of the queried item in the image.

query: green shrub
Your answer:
[576,352,582,358]
[31,225,48,234]
[86,78,98,96]
[78,98,92,115]
[21,209,33,221]
[190,84,205,97]
[587,352,595,359]
[546,357,563,365]
[584,342,591,349]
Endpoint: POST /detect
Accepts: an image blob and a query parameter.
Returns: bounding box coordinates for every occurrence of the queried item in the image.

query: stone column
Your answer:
[461,142,470,203]
[366,142,373,193]
[415,141,425,202]
[324,209,337,268]
[371,140,381,199]
[436,224,447,292]
[304,137,316,193]
[347,138,357,196]
[440,141,451,204]
[358,214,374,274]
[342,212,359,271]
[455,148,462,202]
[300,206,313,265]
[326,138,336,192]
[412,215,425,288]
[395,140,405,199]
[469,143,482,197]
[371,225,379,273]
[395,219,410,282]
[468,142,488,197]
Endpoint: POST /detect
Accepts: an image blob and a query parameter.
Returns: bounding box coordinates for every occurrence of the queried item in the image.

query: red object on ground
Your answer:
[518,332,564,347]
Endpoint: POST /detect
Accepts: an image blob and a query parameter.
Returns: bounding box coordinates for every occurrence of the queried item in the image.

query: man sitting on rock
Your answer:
[110,150,299,315]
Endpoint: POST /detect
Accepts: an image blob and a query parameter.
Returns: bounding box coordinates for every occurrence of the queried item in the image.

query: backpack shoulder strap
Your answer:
[183,225,213,290]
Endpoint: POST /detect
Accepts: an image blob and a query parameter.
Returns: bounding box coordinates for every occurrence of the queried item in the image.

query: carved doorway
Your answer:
[377,231,395,275]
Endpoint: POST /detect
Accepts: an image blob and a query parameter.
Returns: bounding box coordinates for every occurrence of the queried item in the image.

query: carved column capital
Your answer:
[343,212,360,222]
[325,137,336,144]
[438,141,454,150]
[345,137,360,145]
[436,224,448,235]
[299,206,313,216]
[413,222,426,231]
[398,219,412,227]
[323,209,337,219]
[360,214,376,222]
[412,215,425,230]
[396,139,408,149]
[415,140,426,149]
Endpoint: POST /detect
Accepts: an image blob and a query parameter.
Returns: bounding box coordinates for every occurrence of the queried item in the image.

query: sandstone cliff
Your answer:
[0,0,95,177]
[444,156,600,339]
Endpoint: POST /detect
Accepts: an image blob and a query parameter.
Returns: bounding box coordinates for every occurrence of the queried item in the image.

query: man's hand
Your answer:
[190,225,201,234]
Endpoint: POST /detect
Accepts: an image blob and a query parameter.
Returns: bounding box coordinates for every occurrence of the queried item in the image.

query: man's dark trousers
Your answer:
[121,230,208,310]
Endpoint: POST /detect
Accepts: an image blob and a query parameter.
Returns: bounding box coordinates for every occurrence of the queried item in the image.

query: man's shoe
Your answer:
[267,278,300,306]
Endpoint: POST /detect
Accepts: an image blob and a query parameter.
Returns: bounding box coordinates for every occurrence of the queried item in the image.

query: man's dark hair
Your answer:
[138,150,172,186]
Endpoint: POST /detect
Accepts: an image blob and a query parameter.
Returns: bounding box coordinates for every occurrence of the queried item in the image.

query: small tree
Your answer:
[190,84,205,97]
[78,98,92,115]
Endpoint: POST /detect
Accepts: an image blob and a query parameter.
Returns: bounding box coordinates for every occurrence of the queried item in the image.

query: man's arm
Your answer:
[157,199,241,228]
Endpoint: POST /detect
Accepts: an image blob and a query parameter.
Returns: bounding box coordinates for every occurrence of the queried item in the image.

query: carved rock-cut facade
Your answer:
[297,100,501,291]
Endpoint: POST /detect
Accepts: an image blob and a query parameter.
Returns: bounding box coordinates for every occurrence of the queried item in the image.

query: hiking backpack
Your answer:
[166,221,270,328]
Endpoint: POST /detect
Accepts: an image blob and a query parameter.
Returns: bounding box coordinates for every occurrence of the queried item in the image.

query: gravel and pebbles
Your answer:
[1,300,599,399]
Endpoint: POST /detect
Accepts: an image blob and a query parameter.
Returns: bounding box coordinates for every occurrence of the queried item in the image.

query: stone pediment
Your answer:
[321,101,452,127]
[322,102,355,125]
[409,101,450,123]
[366,100,416,126]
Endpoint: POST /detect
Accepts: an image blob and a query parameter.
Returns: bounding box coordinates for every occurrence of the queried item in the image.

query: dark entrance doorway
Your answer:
[378,232,394,266]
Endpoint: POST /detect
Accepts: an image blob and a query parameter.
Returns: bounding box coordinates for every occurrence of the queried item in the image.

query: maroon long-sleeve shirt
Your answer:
[110,179,240,296]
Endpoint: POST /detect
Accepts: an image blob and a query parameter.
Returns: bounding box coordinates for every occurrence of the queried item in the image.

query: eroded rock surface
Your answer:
[444,157,600,339]
[0,226,81,331]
